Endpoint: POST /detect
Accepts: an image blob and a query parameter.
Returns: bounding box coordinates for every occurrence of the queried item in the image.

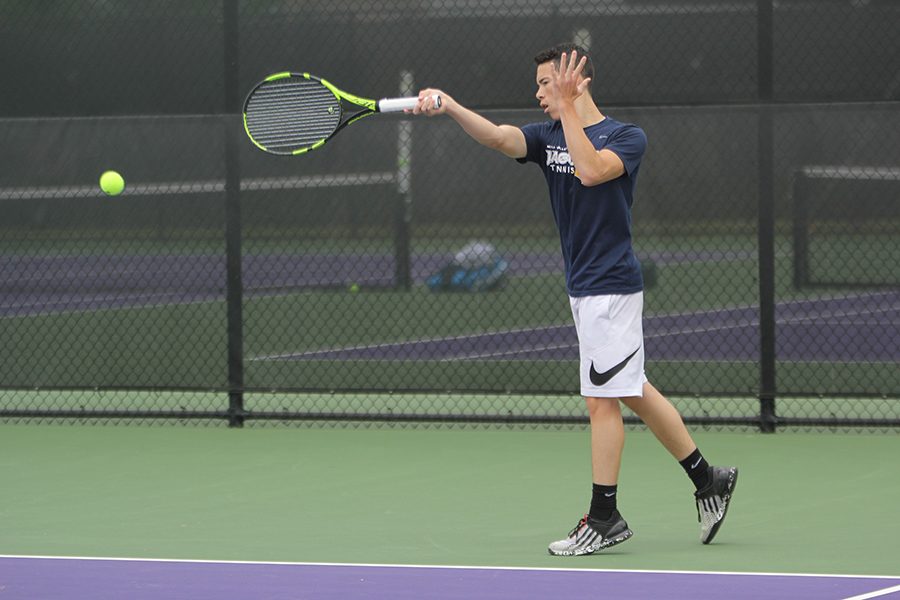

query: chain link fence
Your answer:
[1,0,898,429]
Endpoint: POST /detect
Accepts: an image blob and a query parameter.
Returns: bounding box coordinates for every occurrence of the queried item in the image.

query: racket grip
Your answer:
[377,94,442,113]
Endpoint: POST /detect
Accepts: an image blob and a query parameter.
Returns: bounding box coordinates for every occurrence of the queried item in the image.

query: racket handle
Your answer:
[377,94,442,113]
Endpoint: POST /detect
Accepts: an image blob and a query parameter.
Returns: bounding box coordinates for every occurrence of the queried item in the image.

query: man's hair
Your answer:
[534,43,594,89]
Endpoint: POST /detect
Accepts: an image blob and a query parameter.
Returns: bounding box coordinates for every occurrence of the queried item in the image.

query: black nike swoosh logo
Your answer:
[589,347,641,386]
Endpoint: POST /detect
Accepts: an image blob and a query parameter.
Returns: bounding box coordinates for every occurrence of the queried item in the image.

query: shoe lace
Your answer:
[568,514,589,537]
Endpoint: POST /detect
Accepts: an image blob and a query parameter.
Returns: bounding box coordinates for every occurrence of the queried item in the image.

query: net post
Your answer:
[394,70,414,291]
[223,0,244,427]
[757,0,777,433]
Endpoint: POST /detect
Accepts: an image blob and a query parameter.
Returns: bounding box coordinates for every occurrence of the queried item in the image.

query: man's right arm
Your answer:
[412,89,526,159]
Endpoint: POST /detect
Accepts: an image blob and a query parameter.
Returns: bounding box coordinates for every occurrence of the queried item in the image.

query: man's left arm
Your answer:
[557,118,626,187]
[551,51,626,187]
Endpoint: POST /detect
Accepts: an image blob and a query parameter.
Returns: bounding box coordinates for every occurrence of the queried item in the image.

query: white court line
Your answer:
[0,290,222,320]
[256,295,899,363]
[249,322,574,361]
[248,298,753,361]
[0,554,899,581]
[841,584,900,600]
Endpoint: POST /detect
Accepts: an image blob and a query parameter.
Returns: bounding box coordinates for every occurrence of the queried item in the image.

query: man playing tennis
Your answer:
[411,43,738,555]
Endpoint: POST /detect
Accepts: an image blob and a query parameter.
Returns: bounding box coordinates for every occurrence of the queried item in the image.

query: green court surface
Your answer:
[1,424,898,576]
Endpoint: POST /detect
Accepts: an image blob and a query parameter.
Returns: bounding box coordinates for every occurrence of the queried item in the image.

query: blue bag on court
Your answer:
[426,241,508,292]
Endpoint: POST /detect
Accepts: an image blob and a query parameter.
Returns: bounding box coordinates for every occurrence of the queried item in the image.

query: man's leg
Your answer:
[622,381,738,544]
[586,396,625,485]
[547,395,633,556]
[620,381,694,461]
[549,293,641,556]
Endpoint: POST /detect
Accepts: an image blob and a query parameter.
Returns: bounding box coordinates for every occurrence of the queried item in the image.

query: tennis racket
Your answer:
[243,72,441,156]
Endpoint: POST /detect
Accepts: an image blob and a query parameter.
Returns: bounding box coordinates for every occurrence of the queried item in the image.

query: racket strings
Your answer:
[246,80,342,151]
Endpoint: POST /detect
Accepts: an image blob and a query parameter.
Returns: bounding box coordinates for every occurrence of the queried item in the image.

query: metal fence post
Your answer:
[757,0,777,432]
[224,0,244,427]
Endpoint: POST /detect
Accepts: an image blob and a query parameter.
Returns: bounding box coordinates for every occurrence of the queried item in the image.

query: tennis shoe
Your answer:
[695,466,738,544]
[547,510,633,556]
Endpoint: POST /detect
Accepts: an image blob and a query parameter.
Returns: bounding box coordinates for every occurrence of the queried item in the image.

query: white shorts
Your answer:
[569,292,648,398]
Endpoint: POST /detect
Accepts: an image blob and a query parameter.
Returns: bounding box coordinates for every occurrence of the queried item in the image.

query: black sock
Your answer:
[680,448,710,490]
[589,484,618,521]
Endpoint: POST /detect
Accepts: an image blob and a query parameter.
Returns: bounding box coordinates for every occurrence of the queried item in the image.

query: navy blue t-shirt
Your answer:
[518,117,646,296]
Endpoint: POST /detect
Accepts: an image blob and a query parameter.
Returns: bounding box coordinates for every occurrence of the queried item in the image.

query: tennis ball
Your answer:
[349,283,360,294]
[99,170,125,196]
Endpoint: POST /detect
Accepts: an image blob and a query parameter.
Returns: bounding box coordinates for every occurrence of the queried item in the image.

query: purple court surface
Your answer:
[3,251,897,364]
[1,556,899,600]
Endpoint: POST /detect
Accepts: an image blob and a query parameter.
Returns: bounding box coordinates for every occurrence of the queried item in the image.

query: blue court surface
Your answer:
[1,556,899,600]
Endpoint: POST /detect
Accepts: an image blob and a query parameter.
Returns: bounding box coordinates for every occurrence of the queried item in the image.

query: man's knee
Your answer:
[585,396,622,418]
